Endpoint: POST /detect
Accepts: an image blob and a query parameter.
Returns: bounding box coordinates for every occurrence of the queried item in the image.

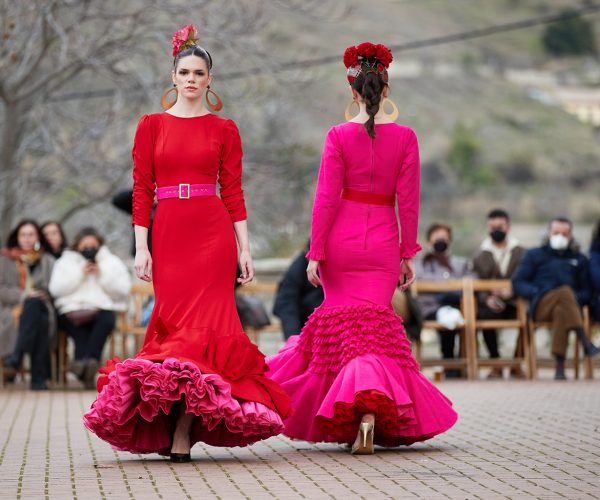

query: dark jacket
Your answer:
[590,243,600,320]
[112,189,153,256]
[512,244,591,317]
[273,252,324,339]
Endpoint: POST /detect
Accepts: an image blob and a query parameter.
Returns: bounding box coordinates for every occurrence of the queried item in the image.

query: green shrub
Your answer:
[542,9,597,56]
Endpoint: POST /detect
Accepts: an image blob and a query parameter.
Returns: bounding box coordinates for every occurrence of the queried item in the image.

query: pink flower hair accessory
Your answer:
[172,24,199,57]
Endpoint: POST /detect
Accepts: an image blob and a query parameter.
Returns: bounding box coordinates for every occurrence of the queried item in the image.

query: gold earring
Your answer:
[161,86,177,110]
[205,87,223,112]
[344,99,360,121]
[381,97,399,121]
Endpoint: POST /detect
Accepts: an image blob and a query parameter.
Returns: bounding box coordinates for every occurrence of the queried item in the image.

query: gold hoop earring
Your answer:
[381,97,399,121]
[161,86,177,110]
[205,87,223,112]
[344,99,360,121]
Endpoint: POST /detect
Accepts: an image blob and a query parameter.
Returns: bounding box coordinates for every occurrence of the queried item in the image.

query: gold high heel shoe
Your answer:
[351,421,375,455]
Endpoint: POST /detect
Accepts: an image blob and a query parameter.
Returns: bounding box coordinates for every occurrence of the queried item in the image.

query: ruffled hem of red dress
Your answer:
[83,357,284,454]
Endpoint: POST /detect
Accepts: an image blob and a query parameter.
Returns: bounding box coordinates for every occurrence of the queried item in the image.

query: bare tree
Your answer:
[0,0,346,254]
[0,0,278,238]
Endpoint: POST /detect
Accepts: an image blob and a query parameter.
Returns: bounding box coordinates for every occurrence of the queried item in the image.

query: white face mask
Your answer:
[549,234,569,251]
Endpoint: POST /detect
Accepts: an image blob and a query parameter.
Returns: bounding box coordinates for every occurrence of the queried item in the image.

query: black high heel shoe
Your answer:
[169,452,191,463]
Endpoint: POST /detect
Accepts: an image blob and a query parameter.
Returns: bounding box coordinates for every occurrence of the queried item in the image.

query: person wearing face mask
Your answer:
[1,220,56,390]
[49,227,131,389]
[512,217,599,380]
[472,209,526,379]
[415,223,470,378]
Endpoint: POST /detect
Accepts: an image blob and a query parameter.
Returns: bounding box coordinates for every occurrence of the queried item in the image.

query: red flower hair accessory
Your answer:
[172,24,199,57]
[343,42,393,85]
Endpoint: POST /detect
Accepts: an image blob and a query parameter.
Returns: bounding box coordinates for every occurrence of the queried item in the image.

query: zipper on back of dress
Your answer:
[364,137,375,250]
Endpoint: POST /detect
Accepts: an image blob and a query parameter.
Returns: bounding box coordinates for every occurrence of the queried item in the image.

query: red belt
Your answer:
[156,183,216,200]
[341,188,395,207]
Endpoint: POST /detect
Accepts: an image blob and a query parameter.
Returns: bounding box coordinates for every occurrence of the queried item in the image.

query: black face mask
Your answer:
[433,239,449,253]
[80,247,98,262]
[490,229,507,243]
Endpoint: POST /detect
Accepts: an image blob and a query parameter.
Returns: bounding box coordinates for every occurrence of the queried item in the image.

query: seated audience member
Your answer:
[273,242,324,339]
[473,209,526,379]
[41,221,68,259]
[1,220,56,390]
[590,220,600,322]
[512,217,599,380]
[415,223,470,378]
[49,227,131,389]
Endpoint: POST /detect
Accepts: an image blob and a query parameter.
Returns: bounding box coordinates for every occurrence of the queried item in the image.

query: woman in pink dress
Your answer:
[267,42,458,454]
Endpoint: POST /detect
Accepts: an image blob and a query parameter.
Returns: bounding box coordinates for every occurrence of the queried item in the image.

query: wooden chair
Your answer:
[116,281,154,358]
[470,280,530,379]
[411,278,478,380]
[237,280,281,344]
[527,304,593,380]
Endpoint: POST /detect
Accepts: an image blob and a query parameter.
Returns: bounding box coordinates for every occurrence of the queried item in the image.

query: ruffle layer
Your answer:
[295,303,418,373]
[84,357,284,454]
[266,305,458,446]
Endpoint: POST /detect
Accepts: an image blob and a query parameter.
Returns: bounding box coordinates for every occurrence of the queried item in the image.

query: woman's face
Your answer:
[42,223,63,252]
[172,55,212,102]
[77,235,100,252]
[18,224,39,251]
[429,228,451,253]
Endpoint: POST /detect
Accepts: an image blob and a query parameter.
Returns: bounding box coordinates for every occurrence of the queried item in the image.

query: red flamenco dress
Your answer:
[83,113,291,454]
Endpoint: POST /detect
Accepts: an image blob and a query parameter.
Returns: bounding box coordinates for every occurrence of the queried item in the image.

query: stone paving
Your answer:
[1,377,599,500]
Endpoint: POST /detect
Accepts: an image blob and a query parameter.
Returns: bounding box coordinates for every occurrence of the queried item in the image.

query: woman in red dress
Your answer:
[84,24,291,462]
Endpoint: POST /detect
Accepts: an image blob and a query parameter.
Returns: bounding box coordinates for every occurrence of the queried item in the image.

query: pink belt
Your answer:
[156,183,216,200]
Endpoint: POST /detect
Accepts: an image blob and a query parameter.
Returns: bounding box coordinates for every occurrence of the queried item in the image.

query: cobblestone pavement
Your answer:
[1,378,599,500]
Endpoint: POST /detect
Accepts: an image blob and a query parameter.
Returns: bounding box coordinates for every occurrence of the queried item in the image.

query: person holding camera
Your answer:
[49,227,131,389]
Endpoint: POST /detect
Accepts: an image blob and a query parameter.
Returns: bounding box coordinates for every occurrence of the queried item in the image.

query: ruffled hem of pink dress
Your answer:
[83,357,284,454]
[266,304,458,446]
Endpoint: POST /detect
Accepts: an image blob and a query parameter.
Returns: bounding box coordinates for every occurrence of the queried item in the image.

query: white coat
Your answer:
[49,247,131,314]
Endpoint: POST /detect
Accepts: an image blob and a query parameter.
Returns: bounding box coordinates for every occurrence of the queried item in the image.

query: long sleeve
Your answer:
[96,247,132,302]
[574,255,591,306]
[132,115,155,228]
[511,250,539,300]
[396,129,422,259]
[48,253,85,298]
[0,257,22,305]
[306,127,345,261]
[219,119,247,223]
[590,249,600,292]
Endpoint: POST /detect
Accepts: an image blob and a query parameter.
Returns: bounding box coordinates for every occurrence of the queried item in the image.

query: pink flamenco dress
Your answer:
[267,123,458,446]
[83,113,291,455]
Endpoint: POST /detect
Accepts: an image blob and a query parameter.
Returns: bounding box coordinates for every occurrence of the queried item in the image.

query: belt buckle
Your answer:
[178,183,190,199]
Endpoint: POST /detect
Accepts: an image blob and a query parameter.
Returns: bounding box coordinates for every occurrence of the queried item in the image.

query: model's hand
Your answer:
[399,258,415,291]
[28,289,47,299]
[134,247,153,282]
[307,260,322,287]
[238,249,254,285]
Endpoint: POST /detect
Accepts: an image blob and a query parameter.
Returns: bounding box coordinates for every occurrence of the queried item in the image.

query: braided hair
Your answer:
[351,70,385,138]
